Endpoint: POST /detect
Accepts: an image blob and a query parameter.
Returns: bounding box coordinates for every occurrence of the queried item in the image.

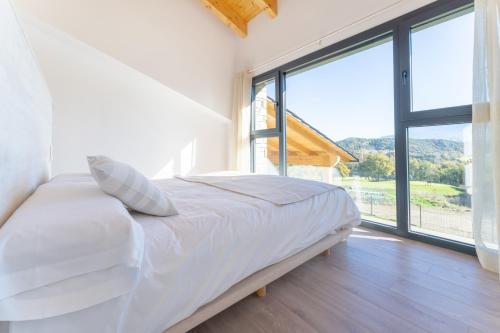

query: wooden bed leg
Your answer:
[256,286,267,298]
[321,248,331,257]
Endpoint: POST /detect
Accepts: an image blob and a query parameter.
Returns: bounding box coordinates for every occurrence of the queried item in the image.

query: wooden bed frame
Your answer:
[163,226,352,333]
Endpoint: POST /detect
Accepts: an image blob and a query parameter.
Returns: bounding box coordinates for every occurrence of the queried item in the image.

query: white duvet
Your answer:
[177,174,340,204]
[6,175,360,333]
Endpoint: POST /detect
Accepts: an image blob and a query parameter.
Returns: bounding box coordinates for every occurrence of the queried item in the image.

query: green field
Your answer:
[339,177,466,209]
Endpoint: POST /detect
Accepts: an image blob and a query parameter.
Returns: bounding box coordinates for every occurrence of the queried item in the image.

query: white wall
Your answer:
[21,16,231,177]
[14,0,239,177]
[237,0,437,74]
[15,0,238,119]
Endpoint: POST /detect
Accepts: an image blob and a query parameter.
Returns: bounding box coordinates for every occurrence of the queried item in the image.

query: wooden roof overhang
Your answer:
[265,100,358,167]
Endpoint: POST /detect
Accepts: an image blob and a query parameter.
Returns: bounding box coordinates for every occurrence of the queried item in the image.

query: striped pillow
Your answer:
[87,156,178,217]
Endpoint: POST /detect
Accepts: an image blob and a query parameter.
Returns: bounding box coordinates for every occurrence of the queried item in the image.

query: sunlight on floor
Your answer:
[350,234,402,242]
[350,228,402,242]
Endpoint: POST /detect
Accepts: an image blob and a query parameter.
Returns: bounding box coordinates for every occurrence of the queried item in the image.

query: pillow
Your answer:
[0,181,144,301]
[87,156,177,217]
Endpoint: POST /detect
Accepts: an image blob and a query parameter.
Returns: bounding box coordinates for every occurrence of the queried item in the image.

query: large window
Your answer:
[403,3,474,246]
[285,36,396,227]
[250,0,474,254]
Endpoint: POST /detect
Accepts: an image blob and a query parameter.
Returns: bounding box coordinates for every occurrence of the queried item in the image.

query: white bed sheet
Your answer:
[7,177,360,333]
[177,174,340,205]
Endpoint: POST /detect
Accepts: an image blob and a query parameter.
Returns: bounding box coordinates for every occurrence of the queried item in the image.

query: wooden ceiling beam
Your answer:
[202,0,248,37]
[201,0,277,37]
[254,0,277,18]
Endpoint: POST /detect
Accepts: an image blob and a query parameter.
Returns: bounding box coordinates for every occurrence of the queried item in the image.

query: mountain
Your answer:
[337,137,464,162]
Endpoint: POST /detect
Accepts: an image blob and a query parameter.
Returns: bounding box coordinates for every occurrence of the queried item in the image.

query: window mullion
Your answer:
[278,71,287,176]
[395,22,411,236]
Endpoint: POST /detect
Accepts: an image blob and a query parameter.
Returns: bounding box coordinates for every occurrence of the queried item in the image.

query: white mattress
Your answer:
[7,177,360,333]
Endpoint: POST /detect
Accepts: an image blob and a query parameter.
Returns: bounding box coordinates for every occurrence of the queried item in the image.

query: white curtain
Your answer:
[230,71,252,172]
[472,0,500,275]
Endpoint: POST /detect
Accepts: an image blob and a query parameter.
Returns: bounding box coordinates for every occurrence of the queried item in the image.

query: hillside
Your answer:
[337,137,464,162]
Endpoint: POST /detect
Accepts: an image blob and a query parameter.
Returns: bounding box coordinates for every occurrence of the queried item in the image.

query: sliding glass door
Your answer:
[250,0,474,253]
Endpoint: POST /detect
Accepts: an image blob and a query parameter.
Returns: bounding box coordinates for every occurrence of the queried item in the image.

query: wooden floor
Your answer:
[190,227,500,333]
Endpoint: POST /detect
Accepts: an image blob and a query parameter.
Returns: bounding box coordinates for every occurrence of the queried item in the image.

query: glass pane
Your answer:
[285,36,396,227]
[408,124,473,244]
[254,137,279,175]
[254,79,276,130]
[411,9,474,111]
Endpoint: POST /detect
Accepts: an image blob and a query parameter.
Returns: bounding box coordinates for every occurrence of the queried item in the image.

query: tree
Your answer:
[335,161,351,177]
[409,158,438,182]
[438,163,464,186]
[409,158,465,186]
[358,153,394,181]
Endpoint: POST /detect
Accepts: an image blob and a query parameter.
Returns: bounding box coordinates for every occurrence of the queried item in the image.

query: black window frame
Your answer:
[251,71,286,175]
[250,0,475,255]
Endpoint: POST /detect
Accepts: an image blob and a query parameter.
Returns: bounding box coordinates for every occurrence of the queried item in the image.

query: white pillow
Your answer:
[87,156,177,217]
[0,181,144,301]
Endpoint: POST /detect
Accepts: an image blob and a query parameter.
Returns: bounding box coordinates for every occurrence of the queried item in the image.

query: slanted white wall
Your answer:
[237,0,436,74]
[20,16,231,177]
[15,0,238,119]
[14,0,239,177]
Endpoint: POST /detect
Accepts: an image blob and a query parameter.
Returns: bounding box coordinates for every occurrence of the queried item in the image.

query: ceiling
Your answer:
[201,0,277,37]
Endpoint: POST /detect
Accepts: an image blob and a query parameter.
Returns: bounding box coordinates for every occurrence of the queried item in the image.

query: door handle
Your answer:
[402,70,408,86]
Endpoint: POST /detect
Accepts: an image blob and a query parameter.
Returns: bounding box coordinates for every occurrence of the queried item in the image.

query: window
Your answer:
[285,36,396,227]
[408,124,473,244]
[251,0,474,254]
[253,137,280,175]
[410,9,474,111]
[253,79,277,130]
[402,4,474,248]
[251,73,284,175]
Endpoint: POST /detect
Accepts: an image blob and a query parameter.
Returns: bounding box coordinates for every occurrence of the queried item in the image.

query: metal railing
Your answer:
[347,189,472,241]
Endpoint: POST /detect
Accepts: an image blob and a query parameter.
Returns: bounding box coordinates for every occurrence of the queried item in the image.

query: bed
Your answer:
[0,0,360,332]
[4,175,359,333]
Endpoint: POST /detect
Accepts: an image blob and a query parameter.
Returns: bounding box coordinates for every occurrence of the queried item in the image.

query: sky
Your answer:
[273,11,474,142]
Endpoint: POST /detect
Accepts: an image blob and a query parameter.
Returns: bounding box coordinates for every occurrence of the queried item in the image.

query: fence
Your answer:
[346,190,396,225]
[409,204,472,241]
[347,190,473,242]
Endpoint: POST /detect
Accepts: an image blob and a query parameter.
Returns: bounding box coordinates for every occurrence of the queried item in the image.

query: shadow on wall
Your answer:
[21,15,231,178]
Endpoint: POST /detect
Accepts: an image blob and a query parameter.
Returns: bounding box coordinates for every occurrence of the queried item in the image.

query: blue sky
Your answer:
[279,11,474,142]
